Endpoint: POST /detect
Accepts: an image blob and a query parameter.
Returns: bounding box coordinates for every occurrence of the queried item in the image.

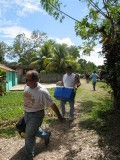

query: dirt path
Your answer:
[0,105,104,160]
[0,80,116,160]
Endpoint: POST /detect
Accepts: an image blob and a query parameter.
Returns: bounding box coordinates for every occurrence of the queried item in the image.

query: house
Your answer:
[0,64,18,91]
[8,64,37,84]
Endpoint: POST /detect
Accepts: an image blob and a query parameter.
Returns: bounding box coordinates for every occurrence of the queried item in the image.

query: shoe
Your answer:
[20,132,26,138]
[45,131,51,146]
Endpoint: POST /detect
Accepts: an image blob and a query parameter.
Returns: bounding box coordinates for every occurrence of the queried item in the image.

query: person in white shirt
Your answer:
[23,70,63,160]
[60,66,81,121]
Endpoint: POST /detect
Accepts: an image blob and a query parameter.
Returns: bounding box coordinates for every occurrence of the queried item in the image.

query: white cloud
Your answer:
[16,0,46,17]
[54,37,75,46]
[0,0,46,26]
[80,47,105,66]
[17,3,39,16]
[0,26,31,39]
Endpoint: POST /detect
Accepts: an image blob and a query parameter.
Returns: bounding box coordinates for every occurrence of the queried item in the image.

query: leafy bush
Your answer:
[0,70,6,96]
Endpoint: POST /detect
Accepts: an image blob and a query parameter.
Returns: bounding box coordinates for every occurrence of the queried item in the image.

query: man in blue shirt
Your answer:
[91,71,98,91]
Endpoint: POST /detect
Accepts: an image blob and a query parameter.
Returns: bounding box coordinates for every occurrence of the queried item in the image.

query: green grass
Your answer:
[76,80,113,134]
[0,91,24,121]
[0,79,113,138]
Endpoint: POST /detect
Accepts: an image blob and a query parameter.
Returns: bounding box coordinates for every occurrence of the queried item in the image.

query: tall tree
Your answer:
[7,30,47,65]
[78,59,97,74]
[67,45,80,59]
[44,43,69,72]
[44,43,80,73]
[0,42,8,64]
[30,40,55,71]
[40,0,120,109]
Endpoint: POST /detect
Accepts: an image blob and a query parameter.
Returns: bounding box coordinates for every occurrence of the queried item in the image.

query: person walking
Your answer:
[22,70,63,160]
[91,71,98,91]
[60,66,81,121]
[85,73,90,83]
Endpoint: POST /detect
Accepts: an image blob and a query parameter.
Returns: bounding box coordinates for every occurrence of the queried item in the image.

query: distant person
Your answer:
[22,70,63,160]
[60,66,81,121]
[85,73,90,83]
[91,71,99,91]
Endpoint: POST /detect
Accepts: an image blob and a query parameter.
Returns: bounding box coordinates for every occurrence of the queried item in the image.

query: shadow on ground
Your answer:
[78,97,120,159]
[9,118,74,160]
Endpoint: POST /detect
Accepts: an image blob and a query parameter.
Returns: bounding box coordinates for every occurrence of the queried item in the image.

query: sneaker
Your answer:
[44,131,51,146]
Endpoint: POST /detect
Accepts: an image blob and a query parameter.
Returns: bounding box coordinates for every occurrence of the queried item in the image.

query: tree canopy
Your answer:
[40,0,120,108]
[7,30,47,65]
[1,30,84,73]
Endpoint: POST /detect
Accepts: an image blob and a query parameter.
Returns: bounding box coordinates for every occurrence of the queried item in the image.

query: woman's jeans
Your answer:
[24,110,49,160]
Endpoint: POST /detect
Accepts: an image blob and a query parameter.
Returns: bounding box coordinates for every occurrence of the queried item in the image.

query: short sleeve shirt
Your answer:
[22,83,54,112]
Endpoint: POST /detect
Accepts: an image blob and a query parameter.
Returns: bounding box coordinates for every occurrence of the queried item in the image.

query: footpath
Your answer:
[0,102,106,160]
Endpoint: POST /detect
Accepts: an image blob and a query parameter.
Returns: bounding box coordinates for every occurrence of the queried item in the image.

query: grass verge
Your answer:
[0,79,113,138]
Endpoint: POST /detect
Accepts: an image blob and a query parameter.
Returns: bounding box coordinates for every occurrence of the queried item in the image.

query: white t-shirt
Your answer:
[22,83,54,112]
[63,73,76,88]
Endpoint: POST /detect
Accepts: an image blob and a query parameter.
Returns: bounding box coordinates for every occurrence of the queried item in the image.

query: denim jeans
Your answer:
[24,110,49,160]
[92,81,96,90]
[60,92,75,118]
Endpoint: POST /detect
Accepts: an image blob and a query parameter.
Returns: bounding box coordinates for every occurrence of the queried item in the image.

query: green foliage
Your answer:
[77,80,113,134]
[40,70,46,73]
[40,0,120,108]
[0,126,17,138]
[78,58,97,74]
[40,0,65,22]
[6,30,47,65]
[0,91,24,121]
[5,33,82,73]
[40,42,81,73]
[0,42,8,64]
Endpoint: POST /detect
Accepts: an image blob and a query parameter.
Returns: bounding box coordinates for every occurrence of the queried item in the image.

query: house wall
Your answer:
[16,68,23,84]
[6,72,18,91]
[39,73,63,83]
[12,72,18,86]
[0,65,18,91]
[6,72,12,91]
[18,73,63,84]
[15,67,63,84]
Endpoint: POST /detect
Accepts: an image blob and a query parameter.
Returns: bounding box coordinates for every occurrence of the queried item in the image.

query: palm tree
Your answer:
[45,43,79,73]
[30,40,55,71]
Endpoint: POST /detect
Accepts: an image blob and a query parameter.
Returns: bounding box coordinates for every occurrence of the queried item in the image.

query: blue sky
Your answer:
[0,0,104,66]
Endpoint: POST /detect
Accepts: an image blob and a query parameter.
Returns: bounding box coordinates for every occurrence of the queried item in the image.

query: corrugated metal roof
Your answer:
[0,64,16,72]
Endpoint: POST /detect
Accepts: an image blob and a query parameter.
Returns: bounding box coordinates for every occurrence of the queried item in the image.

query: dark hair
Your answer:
[66,65,72,70]
[27,70,39,82]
